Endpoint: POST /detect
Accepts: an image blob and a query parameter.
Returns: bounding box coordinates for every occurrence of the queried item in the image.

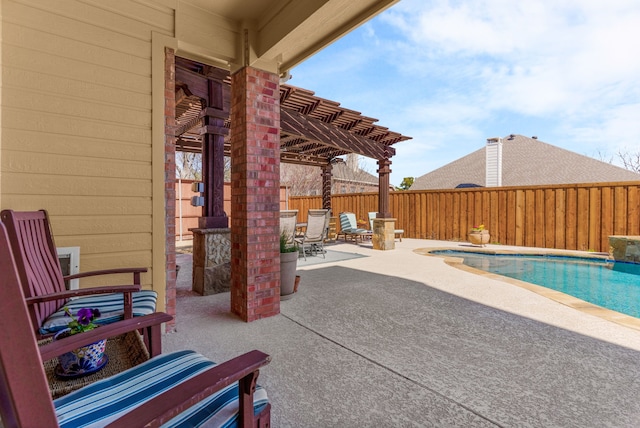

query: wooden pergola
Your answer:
[174,57,411,227]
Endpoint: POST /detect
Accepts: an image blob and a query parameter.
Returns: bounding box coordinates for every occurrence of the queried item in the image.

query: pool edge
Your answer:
[415,246,640,333]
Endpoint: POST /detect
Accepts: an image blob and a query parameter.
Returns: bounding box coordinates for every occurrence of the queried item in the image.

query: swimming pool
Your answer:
[431,250,640,318]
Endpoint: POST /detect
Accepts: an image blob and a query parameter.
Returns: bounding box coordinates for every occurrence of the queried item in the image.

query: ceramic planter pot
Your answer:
[54,329,108,378]
[469,230,490,246]
[280,251,298,300]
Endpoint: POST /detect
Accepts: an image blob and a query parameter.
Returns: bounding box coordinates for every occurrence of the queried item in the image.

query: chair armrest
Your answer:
[64,267,147,281]
[39,312,172,361]
[105,350,271,428]
[65,267,147,286]
[25,285,141,305]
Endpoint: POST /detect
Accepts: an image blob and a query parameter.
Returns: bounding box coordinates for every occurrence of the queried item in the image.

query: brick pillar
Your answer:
[321,163,333,210]
[164,47,177,331]
[230,66,280,322]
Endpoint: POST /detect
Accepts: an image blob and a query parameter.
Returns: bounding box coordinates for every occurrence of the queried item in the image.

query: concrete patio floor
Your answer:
[165,239,640,427]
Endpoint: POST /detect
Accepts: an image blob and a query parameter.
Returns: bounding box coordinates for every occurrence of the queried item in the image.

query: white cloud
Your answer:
[292,0,640,182]
[380,0,640,156]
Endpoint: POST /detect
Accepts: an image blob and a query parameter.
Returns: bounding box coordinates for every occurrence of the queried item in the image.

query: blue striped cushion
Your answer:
[339,213,354,231]
[339,213,359,232]
[339,213,369,234]
[54,350,269,428]
[40,290,158,335]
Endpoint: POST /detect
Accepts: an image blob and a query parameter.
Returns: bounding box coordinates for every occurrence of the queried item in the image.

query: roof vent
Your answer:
[508,134,515,140]
[532,136,538,139]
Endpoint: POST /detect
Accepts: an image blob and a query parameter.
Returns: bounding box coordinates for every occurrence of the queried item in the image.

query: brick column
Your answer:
[230,66,280,322]
[163,47,177,331]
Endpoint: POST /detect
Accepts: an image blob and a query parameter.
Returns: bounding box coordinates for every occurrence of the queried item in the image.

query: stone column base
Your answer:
[372,218,396,251]
[609,235,640,263]
[192,228,231,295]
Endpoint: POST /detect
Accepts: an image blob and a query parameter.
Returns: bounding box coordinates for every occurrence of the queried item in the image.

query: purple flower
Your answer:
[76,308,95,326]
[63,306,101,334]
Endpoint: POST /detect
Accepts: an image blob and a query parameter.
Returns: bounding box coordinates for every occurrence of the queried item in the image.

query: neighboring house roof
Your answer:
[411,134,640,190]
[332,163,378,184]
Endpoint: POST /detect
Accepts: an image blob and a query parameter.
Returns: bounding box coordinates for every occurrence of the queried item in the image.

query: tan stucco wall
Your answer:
[0,0,177,309]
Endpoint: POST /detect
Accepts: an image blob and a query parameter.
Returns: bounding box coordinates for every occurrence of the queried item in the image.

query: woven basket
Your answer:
[40,331,150,399]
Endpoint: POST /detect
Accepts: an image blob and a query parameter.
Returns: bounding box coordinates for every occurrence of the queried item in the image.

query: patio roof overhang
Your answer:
[174,63,411,167]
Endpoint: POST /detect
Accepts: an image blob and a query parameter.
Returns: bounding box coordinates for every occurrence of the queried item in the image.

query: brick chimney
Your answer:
[346,153,358,171]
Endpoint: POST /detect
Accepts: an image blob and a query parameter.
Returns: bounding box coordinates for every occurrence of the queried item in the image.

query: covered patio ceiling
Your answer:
[174,62,411,167]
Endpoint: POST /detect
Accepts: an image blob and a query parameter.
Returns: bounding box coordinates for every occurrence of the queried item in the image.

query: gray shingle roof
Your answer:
[331,163,378,184]
[410,134,640,190]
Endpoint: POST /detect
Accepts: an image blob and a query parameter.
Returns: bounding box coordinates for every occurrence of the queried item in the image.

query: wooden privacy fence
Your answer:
[175,180,290,241]
[289,181,640,253]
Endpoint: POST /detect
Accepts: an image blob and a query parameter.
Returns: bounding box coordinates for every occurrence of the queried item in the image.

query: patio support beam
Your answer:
[321,162,332,210]
[377,157,392,218]
[199,79,229,228]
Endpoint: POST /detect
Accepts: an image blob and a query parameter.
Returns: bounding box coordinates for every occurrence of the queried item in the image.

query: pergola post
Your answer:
[377,157,392,218]
[321,162,333,210]
[199,79,228,229]
[373,156,396,250]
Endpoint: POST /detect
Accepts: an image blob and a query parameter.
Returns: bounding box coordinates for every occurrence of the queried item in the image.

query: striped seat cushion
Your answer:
[40,290,158,335]
[339,213,368,234]
[54,350,269,428]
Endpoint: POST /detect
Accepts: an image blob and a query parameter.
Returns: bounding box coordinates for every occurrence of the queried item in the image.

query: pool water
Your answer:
[433,250,640,318]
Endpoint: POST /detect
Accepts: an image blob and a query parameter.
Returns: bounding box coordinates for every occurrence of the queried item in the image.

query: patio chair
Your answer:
[337,212,370,243]
[0,209,157,338]
[295,209,330,260]
[0,222,271,428]
[368,212,404,242]
[279,209,298,244]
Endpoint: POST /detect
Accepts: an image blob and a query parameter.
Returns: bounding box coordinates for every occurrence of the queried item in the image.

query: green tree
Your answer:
[397,177,414,191]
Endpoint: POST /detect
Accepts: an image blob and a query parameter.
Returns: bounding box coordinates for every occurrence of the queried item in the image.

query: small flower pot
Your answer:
[468,230,490,246]
[54,329,108,378]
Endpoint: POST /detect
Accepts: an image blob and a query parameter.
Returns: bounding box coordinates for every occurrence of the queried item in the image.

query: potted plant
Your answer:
[54,307,108,378]
[280,231,299,300]
[468,224,490,246]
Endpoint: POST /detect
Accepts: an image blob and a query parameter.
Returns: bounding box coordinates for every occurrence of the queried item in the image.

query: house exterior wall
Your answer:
[0,0,399,320]
[0,0,175,310]
[333,178,380,194]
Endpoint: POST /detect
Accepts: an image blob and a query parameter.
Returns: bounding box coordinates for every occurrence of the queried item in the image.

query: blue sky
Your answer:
[290,0,640,186]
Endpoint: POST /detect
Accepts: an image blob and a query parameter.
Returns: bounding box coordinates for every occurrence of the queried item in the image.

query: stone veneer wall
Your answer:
[372,218,396,251]
[192,229,231,295]
[609,236,640,263]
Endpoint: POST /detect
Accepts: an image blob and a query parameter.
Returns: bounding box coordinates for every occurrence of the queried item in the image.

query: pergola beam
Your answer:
[280,108,395,161]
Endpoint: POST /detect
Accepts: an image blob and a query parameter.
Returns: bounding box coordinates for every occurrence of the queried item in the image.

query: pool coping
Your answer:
[415,246,640,333]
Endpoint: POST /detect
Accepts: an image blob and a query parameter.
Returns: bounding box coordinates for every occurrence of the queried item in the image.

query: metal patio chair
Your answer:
[337,212,370,243]
[296,209,330,260]
[368,212,404,242]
